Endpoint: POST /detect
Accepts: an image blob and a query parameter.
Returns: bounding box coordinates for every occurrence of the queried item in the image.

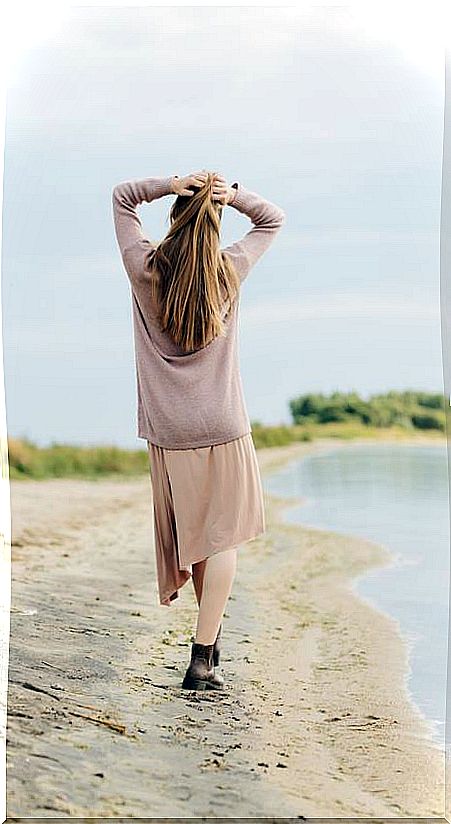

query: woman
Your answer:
[111,170,285,690]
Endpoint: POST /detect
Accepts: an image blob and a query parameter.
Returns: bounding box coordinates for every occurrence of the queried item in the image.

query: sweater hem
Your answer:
[141,428,252,451]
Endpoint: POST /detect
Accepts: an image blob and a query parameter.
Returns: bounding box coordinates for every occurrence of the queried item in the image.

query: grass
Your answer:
[7,437,150,481]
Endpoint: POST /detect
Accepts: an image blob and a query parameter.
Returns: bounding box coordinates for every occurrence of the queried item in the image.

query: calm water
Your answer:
[263,441,449,746]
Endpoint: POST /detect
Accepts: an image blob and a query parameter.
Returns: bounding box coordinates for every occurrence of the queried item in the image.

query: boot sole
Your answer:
[181,676,224,691]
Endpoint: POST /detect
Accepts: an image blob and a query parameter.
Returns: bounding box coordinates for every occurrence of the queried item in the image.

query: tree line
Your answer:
[289,390,445,431]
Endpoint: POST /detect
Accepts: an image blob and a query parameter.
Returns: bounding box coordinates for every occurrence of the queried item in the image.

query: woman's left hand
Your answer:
[171,171,208,196]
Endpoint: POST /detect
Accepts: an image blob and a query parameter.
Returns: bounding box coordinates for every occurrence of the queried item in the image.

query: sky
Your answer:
[1,5,445,448]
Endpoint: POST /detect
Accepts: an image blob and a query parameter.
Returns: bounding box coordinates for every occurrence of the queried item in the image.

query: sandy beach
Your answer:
[6,436,445,818]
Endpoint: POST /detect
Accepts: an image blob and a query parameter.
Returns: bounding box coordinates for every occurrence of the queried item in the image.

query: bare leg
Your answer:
[194,547,237,645]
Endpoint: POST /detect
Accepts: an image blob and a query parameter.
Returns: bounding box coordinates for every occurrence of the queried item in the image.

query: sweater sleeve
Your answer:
[221,182,285,283]
[111,176,176,283]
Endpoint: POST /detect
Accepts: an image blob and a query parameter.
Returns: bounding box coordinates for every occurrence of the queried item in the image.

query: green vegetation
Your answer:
[289,390,446,432]
[7,437,149,480]
[6,391,446,479]
[250,422,313,448]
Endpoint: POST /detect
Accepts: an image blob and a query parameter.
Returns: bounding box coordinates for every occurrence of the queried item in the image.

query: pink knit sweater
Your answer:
[112,176,285,449]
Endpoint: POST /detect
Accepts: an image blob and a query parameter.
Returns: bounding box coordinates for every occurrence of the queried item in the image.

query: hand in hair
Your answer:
[211,174,237,206]
[171,170,236,205]
[171,171,208,196]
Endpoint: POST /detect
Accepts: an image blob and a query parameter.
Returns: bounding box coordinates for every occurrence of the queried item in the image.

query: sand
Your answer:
[5,436,445,819]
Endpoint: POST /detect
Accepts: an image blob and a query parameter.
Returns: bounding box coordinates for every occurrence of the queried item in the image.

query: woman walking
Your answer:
[112,170,285,690]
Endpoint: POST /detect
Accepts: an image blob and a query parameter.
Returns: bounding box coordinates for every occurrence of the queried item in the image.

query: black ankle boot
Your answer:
[182,641,224,691]
[213,622,222,668]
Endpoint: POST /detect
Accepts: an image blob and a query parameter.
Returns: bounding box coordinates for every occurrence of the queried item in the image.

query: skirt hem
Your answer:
[179,523,265,568]
[159,523,265,606]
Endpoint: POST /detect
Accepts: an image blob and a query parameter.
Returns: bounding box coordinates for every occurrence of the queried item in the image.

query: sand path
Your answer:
[6,438,444,818]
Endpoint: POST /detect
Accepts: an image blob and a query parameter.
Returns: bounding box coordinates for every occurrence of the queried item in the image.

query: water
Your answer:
[263,440,450,746]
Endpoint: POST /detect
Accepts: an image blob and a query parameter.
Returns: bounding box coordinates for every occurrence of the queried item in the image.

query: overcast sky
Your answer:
[2,6,444,448]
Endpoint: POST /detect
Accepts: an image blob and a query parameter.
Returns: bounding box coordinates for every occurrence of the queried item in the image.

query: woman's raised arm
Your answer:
[111,176,177,260]
[221,182,286,284]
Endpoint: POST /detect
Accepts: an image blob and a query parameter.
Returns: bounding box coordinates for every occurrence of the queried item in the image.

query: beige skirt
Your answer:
[146,432,266,606]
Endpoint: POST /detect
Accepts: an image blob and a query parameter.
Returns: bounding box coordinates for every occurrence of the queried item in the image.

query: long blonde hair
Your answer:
[147,171,241,353]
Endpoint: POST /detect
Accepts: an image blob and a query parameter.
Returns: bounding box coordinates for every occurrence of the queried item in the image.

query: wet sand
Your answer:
[6,436,444,818]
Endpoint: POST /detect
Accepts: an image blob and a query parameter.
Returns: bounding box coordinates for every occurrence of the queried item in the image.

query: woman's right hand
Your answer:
[211,174,237,206]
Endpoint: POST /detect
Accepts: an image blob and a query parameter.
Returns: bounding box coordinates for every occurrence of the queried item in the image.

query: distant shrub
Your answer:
[411,412,445,431]
[289,390,445,432]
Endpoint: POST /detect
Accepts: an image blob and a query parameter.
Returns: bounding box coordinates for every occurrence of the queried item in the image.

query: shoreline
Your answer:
[253,435,444,812]
[6,435,445,817]
[257,435,445,748]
